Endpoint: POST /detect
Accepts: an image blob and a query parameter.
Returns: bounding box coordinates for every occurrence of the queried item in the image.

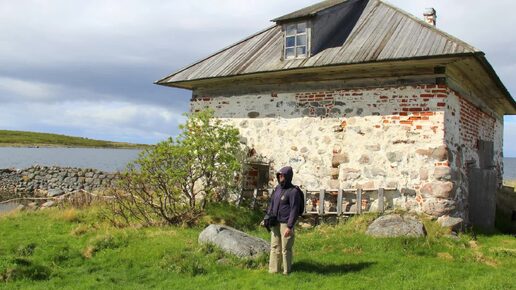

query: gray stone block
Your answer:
[198,224,269,258]
[48,189,65,197]
[366,214,426,238]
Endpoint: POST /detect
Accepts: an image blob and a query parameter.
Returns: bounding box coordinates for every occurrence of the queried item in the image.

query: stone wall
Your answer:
[0,166,117,198]
[0,169,20,197]
[191,83,501,221]
[444,89,503,222]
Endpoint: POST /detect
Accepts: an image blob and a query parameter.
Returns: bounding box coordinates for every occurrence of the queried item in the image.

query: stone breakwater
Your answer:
[0,169,19,197]
[0,166,118,198]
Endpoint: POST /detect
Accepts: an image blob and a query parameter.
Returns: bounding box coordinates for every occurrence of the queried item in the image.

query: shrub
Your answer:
[106,109,245,227]
[0,258,51,282]
[15,243,37,257]
[160,250,208,277]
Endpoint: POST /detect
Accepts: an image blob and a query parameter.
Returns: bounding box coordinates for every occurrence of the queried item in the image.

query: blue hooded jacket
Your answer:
[267,166,302,229]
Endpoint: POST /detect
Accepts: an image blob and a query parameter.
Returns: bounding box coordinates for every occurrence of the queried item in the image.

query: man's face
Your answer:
[278,173,285,184]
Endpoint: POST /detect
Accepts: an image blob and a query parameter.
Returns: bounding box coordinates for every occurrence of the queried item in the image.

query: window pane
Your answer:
[286,24,296,36]
[296,46,307,56]
[297,22,307,33]
[285,48,295,58]
[286,36,295,48]
[296,35,307,46]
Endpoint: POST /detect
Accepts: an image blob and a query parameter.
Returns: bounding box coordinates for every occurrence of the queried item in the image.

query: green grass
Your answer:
[0,130,148,148]
[504,179,516,189]
[1,205,515,290]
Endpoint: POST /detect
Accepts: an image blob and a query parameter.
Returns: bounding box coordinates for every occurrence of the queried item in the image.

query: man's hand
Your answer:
[284,227,292,237]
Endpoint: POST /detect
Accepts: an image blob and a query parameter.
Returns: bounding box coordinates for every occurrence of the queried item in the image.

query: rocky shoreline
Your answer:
[0,166,118,201]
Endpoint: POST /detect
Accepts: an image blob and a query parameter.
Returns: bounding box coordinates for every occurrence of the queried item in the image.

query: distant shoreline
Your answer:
[0,144,148,150]
[0,130,151,149]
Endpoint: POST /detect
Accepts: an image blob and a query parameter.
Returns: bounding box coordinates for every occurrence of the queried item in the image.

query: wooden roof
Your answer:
[156,0,516,114]
[272,0,348,22]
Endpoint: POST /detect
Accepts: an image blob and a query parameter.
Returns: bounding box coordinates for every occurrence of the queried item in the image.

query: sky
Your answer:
[0,0,515,156]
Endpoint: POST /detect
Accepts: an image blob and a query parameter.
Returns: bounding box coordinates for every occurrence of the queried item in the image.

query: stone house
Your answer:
[157,0,516,228]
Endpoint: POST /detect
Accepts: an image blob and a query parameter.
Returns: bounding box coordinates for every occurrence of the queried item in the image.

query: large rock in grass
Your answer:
[366,214,426,238]
[437,215,464,232]
[198,224,269,258]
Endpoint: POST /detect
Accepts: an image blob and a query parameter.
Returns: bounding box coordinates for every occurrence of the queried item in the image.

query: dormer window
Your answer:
[284,22,309,59]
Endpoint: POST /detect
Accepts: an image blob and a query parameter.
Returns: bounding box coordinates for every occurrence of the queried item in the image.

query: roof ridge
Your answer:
[272,0,349,22]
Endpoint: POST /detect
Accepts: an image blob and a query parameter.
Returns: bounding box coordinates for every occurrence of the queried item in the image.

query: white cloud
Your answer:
[0,100,185,144]
[0,77,63,102]
[505,117,516,157]
[0,76,122,104]
[0,0,515,146]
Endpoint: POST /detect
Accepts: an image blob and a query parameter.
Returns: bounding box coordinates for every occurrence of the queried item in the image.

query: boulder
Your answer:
[422,198,455,217]
[358,155,371,164]
[416,145,448,161]
[48,189,65,197]
[366,214,426,238]
[392,196,408,210]
[332,153,349,167]
[420,182,454,199]
[198,224,269,258]
[41,201,56,208]
[437,215,464,232]
[369,198,387,212]
[433,167,452,181]
[341,168,361,181]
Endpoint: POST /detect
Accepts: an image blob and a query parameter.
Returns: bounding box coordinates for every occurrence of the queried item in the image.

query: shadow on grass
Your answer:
[292,261,375,274]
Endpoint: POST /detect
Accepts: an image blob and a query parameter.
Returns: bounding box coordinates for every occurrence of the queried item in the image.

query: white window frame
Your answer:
[283,21,310,60]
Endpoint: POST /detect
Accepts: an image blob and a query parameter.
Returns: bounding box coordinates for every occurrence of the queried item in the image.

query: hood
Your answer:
[276,166,294,188]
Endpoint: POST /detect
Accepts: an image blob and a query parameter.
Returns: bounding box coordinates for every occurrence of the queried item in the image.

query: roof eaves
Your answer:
[472,52,516,114]
[161,53,476,89]
[155,25,278,86]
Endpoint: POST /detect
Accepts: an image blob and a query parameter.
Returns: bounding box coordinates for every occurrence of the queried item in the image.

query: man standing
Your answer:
[266,166,302,275]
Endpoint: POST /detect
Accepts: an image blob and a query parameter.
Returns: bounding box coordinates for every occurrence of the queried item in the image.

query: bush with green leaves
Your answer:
[106,109,245,227]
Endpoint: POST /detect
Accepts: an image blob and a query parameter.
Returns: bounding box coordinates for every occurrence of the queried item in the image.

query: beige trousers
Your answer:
[269,223,295,274]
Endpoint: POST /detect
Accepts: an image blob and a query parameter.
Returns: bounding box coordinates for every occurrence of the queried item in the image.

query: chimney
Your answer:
[424,8,437,26]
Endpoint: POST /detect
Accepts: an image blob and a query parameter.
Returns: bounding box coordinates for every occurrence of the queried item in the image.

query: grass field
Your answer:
[1,204,515,290]
[0,130,148,148]
[504,179,516,189]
